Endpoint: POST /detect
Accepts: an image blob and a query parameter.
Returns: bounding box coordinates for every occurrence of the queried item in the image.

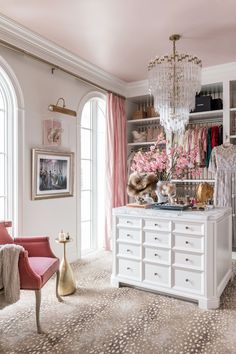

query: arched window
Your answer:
[80,95,106,253]
[0,61,19,234]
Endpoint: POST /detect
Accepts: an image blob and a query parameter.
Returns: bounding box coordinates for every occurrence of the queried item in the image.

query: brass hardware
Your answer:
[48,97,77,117]
[169,34,181,42]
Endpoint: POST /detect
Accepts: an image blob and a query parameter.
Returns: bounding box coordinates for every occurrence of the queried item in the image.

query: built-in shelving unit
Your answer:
[127,117,159,124]
[189,109,223,119]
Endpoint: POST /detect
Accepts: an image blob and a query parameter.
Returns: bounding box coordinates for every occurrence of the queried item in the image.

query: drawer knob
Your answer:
[185,278,189,282]
[185,241,189,244]
[154,237,159,240]
[126,234,131,237]
[185,226,189,230]
[154,253,158,257]
[126,267,131,270]
[154,272,158,276]
[126,221,132,224]
[154,223,159,226]
[185,258,189,262]
[126,249,131,253]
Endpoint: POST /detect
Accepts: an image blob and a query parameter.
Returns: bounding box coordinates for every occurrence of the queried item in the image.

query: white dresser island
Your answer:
[111,206,232,309]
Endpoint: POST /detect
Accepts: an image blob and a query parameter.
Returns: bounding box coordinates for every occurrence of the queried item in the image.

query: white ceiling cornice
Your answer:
[0,14,126,95]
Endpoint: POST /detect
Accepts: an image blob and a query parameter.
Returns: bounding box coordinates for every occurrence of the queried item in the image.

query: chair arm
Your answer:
[14,237,57,258]
[18,250,42,290]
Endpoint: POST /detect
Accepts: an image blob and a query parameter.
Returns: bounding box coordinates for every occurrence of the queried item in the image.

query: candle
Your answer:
[59,230,65,241]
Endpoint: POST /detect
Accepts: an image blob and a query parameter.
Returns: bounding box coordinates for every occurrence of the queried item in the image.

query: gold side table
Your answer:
[55,238,76,296]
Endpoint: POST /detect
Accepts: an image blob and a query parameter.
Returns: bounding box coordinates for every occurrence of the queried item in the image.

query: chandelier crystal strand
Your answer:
[148,35,202,134]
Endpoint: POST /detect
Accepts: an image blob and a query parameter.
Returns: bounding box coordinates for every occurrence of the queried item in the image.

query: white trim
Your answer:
[0,14,125,96]
[0,55,25,236]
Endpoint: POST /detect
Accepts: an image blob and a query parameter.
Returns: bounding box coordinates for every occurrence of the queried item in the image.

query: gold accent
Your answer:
[48,97,77,117]
[169,34,181,42]
[56,239,76,296]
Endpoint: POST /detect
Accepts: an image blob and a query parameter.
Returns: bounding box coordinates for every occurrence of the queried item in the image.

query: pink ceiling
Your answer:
[0,0,236,82]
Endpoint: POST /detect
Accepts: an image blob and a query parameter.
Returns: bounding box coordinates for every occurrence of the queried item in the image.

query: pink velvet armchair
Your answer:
[0,221,62,333]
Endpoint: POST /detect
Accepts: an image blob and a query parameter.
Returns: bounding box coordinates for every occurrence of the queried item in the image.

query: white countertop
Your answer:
[113,206,232,221]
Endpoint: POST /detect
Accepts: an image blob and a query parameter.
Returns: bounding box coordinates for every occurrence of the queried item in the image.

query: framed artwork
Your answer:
[32,149,74,200]
[43,119,63,146]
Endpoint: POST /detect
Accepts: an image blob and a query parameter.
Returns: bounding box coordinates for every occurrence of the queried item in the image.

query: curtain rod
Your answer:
[0,39,126,99]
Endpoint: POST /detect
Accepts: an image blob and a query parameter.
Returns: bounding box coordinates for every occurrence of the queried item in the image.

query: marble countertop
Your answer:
[113,206,232,221]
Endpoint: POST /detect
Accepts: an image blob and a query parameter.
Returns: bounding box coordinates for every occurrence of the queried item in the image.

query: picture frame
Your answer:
[32,149,74,200]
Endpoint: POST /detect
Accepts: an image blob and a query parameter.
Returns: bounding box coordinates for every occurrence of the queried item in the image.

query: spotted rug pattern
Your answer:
[1,252,236,354]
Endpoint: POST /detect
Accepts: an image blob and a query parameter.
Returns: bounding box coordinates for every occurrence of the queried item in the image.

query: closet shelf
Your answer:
[128,141,165,146]
[189,110,223,119]
[172,179,215,183]
[127,117,159,124]
[230,135,236,138]
[230,108,236,112]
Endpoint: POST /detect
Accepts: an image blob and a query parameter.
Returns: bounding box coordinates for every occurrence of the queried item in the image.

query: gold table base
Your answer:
[56,239,76,296]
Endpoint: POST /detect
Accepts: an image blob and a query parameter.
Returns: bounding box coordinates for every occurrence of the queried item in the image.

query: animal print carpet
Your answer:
[1,252,236,354]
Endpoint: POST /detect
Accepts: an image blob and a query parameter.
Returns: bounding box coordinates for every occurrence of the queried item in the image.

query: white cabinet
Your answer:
[111,206,232,309]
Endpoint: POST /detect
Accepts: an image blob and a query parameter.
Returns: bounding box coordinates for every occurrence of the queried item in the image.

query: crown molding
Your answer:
[0,14,236,99]
[0,14,126,95]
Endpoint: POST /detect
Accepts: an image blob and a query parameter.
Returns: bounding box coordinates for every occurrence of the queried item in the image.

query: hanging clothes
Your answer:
[209,144,236,248]
[206,127,212,168]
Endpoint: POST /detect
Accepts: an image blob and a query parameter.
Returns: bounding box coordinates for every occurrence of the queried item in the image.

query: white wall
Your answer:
[0,46,98,261]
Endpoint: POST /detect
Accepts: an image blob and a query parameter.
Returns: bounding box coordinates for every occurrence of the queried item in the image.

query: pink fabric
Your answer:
[105,93,127,251]
[0,223,14,244]
[0,221,59,290]
[28,257,59,287]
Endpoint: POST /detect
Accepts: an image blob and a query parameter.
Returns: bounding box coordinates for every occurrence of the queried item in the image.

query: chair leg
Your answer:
[35,290,43,334]
[56,270,63,302]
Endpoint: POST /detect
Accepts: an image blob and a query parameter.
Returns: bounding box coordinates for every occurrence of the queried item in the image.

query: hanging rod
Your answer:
[188,118,223,125]
[0,39,126,99]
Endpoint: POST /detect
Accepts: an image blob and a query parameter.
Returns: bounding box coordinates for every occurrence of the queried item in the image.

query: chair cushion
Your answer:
[0,224,14,244]
[28,257,59,286]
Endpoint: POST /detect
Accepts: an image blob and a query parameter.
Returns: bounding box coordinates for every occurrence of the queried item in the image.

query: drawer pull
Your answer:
[154,272,158,276]
[185,278,189,282]
[126,267,131,270]
[185,241,189,244]
[126,234,131,237]
[154,253,158,257]
[154,237,159,240]
[126,221,132,224]
[154,223,159,226]
[185,226,189,230]
[126,249,131,253]
[185,258,189,262]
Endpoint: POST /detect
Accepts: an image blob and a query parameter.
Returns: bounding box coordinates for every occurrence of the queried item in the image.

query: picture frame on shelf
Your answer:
[32,149,74,200]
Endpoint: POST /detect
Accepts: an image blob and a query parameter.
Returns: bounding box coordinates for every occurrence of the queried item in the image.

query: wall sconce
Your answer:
[48,97,77,117]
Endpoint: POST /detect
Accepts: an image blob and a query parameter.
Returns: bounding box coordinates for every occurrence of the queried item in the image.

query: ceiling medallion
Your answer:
[148,34,202,134]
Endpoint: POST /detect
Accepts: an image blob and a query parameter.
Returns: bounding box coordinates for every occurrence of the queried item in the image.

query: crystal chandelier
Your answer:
[148,34,202,134]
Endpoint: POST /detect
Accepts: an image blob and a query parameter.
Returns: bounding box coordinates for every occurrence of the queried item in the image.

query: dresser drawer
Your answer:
[118,228,141,243]
[117,216,141,228]
[174,234,204,252]
[174,269,203,294]
[144,263,170,286]
[118,259,141,280]
[144,247,170,264]
[174,251,203,270]
[144,231,171,247]
[118,243,141,258]
[173,221,204,236]
[144,219,171,232]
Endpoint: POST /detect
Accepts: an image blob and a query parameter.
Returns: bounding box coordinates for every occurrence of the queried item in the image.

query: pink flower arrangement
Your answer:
[131,140,200,180]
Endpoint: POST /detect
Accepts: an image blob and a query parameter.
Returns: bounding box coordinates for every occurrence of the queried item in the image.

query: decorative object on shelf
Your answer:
[43,119,63,146]
[58,229,66,241]
[132,130,147,143]
[32,149,74,200]
[48,97,77,117]
[127,172,157,204]
[148,34,202,134]
[196,182,214,203]
[156,181,176,204]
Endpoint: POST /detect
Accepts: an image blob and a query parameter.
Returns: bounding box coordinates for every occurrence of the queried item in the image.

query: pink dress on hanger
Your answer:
[209,144,236,248]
